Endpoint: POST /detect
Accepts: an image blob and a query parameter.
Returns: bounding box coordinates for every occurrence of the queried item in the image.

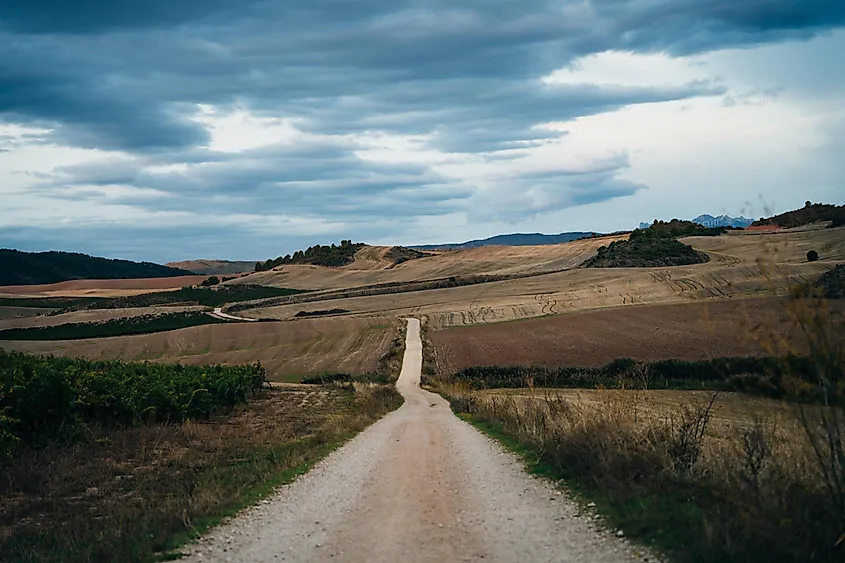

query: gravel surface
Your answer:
[180,318,652,562]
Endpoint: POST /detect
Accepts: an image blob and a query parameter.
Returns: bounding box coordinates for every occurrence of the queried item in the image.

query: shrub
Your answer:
[807,250,820,262]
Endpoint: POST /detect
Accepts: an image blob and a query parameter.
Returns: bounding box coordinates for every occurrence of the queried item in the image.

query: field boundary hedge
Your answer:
[0,312,230,341]
[449,355,826,402]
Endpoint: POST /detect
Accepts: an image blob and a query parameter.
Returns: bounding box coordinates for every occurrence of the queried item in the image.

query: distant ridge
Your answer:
[0,249,192,286]
[412,232,596,250]
[166,259,258,276]
[752,202,845,229]
[639,214,753,230]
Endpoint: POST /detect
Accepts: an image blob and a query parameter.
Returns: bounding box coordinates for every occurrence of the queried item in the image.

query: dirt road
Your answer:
[181,319,646,562]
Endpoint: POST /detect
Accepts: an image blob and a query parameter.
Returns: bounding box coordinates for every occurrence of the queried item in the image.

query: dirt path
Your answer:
[181,319,647,562]
[209,307,258,322]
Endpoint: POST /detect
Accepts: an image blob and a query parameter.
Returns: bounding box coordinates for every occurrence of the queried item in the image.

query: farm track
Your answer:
[181,319,645,563]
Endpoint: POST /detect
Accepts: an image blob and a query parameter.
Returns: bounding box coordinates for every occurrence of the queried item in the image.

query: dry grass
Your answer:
[1,316,400,382]
[0,383,403,563]
[444,385,840,562]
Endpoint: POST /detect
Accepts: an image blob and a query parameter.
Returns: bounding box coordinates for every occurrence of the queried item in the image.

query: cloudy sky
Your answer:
[1,0,843,262]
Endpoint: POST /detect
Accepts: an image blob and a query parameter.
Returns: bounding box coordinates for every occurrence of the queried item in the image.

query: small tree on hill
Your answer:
[807,250,819,262]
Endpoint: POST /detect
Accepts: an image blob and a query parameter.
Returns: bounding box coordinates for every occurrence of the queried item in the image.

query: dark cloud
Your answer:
[1,0,843,258]
[1,0,840,151]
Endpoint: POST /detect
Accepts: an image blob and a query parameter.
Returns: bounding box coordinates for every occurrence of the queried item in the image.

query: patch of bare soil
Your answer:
[430,298,833,374]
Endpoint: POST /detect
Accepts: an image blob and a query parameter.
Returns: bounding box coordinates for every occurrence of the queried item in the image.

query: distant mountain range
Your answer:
[412,232,596,250]
[639,215,754,230]
[0,249,192,286]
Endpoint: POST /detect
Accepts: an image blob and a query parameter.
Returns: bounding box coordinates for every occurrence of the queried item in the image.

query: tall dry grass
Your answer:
[449,386,839,562]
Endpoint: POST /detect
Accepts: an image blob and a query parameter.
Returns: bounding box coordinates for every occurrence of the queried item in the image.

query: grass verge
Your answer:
[0,382,402,562]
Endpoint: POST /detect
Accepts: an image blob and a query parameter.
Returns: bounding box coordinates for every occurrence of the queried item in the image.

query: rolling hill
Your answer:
[165,259,257,276]
[752,202,845,229]
[0,249,192,286]
[412,232,595,250]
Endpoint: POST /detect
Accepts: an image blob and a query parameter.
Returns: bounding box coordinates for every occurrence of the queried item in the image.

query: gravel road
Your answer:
[181,318,649,562]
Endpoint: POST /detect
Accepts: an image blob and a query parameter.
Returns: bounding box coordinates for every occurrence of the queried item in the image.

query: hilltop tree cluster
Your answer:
[584,221,711,268]
[255,240,365,271]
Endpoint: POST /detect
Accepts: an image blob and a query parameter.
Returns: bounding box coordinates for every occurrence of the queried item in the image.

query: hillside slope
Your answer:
[413,232,595,250]
[166,260,256,276]
[752,202,844,229]
[0,249,192,286]
[237,235,627,291]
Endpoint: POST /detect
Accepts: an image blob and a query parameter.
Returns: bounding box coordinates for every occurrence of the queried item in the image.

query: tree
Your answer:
[807,250,820,262]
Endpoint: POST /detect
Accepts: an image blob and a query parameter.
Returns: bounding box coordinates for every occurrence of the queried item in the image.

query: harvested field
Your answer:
[430,298,837,374]
[238,236,625,291]
[0,275,209,298]
[246,229,844,328]
[686,227,845,263]
[1,316,398,381]
[0,306,50,321]
[0,305,203,330]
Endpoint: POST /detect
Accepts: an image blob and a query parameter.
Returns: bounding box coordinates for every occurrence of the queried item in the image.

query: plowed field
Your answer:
[430,298,837,374]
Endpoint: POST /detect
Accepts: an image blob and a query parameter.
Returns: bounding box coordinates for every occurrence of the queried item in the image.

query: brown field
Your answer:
[0,275,209,298]
[236,236,627,291]
[0,305,204,330]
[1,316,398,381]
[0,306,51,321]
[429,297,836,374]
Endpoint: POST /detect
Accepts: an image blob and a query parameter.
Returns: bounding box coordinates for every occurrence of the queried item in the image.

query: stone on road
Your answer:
[181,318,647,562]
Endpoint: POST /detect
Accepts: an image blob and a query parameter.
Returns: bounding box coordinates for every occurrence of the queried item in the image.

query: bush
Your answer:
[807,250,820,262]
[583,234,709,268]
